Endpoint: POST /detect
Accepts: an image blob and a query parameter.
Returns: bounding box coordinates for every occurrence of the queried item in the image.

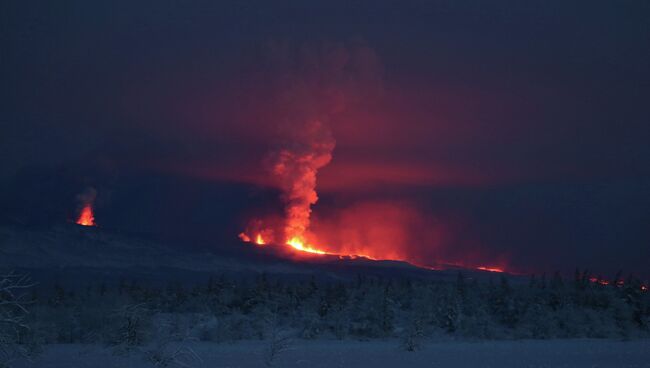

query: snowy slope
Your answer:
[14,339,650,368]
[0,224,507,286]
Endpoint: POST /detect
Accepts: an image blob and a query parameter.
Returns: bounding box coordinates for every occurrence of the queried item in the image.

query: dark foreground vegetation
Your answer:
[1,270,649,365]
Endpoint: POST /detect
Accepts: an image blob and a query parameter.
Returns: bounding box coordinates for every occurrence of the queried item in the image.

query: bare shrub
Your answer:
[108,303,152,354]
[0,272,37,367]
[400,315,425,352]
[142,317,201,368]
[143,337,201,368]
[262,318,292,367]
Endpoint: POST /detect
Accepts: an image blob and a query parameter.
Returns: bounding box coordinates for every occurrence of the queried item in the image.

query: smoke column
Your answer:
[240,41,383,248]
[267,120,335,244]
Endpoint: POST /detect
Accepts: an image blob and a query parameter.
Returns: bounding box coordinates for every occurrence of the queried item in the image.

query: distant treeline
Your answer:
[7,270,650,349]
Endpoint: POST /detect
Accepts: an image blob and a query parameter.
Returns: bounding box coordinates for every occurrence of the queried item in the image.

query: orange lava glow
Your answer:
[286,236,327,254]
[237,204,509,270]
[76,204,96,226]
[239,230,510,272]
[255,234,266,245]
[238,230,374,258]
[239,232,268,246]
[477,266,505,273]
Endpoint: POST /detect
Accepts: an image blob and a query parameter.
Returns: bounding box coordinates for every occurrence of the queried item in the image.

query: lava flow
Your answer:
[76,204,96,227]
[477,266,505,273]
[286,237,327,255]
[240,232,331,256]
[238,222,384,259]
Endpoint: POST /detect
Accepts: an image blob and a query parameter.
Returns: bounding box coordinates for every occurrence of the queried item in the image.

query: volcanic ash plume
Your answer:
[239,41,383,254]
[268,120,335,245]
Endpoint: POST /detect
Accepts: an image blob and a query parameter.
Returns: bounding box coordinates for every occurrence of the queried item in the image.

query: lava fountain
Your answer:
[76,204,96,226]
[75,187,97,227]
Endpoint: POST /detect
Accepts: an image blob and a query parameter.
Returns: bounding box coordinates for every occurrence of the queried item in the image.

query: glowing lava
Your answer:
[286,236,327,254]
[76,204,96,227]
[255,234,266,245]
[238,120,338,257]
[267,120,335,257]
[239,232,268,246]
[477,266,505,273]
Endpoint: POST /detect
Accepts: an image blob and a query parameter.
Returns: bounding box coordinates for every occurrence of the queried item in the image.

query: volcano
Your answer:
[0,223,518,287]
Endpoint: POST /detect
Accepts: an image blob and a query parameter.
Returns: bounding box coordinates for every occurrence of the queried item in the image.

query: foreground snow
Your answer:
[16,339,650,368]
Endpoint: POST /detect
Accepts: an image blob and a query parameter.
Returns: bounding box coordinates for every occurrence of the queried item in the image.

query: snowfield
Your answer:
[2,226,649,367]
[16,339,650,368]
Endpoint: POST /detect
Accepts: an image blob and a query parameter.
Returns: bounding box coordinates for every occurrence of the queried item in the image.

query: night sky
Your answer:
[2,1,649,276]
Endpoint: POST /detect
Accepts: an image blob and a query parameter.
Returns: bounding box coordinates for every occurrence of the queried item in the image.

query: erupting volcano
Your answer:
[236,43,513,274]
[75,187,97,227]
[267,120,335,255]
[237,114,508,270]
[76,204,95,227]
[240,119,336,256]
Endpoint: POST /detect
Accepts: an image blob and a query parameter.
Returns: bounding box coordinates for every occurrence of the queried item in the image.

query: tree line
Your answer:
[1,269,649,365]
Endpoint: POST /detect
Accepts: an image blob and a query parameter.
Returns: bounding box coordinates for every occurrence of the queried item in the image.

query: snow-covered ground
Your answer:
[16,339,650,368]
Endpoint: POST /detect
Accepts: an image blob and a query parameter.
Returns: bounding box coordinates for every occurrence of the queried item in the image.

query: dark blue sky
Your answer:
[2,1,649,276]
